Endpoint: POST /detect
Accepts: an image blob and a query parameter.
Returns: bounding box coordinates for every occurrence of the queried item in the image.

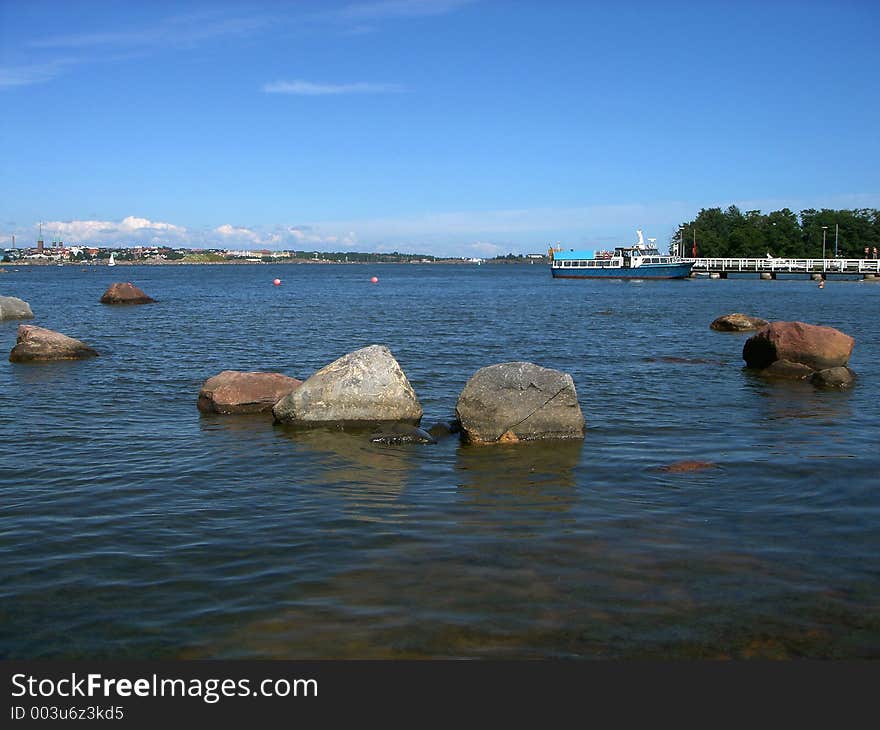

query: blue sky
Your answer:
[1,0,878,256]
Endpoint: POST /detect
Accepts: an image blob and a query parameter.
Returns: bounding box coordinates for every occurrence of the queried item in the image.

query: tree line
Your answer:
[675,207,880,259]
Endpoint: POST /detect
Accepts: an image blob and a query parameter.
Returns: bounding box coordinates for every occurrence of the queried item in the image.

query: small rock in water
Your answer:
[710,313,769,332]
[100,282,156,305]
[426,419,462,438]
[657,460,718,473]
[809,367,856,390]
[370,424,437,445]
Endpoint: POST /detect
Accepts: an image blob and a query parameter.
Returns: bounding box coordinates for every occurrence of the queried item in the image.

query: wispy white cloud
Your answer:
[0,11,268,91]
[30,13,267,50]
[467,241,504,256]
[285,225,359,248]
[263,79,405,95]
[334,0,477,21]
[0,59,78,88]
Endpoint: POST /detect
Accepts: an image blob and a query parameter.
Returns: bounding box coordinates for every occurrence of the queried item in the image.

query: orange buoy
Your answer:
[370,276,379,284]
[273,278,281,286]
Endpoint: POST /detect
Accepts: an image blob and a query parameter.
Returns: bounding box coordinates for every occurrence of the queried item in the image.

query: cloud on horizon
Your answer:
[8,193,878,256]
[5,217,357,251]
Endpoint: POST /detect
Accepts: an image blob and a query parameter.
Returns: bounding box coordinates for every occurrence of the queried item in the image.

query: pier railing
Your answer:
[687,257,880,275]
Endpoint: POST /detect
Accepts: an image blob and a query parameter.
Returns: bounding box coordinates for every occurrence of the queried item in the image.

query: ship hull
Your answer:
[551,263,693,279]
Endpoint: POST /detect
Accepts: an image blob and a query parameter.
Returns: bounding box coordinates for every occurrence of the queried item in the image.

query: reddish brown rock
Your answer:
[9,325,99,362]
[100,282,156,305]
[710,313,769,332]
[742,321,854,370]
[197,370,302,414]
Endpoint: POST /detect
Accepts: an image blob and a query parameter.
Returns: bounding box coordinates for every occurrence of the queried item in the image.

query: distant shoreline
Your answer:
[5,258,546,267]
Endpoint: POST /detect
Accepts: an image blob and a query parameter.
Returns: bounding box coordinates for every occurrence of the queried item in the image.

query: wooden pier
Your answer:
[687,256,880,280]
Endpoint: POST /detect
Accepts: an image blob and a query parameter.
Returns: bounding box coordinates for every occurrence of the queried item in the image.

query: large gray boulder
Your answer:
[0,295,33,320]
[273,344,423,426]
[198,370,302,414]
[455,361,585,443]
[9,324,98,362]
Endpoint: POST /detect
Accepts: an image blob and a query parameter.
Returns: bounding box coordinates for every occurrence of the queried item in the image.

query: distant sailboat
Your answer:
[108,252,116,267]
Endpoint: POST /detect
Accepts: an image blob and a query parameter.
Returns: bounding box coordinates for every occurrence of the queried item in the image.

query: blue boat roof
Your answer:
[553,246,664,261]
[553,249,598,261]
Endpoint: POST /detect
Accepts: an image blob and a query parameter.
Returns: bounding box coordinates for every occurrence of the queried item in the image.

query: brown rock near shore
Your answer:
[742,321,854,370]
[9,324,99,362]
[710,313,769,332]
[100,282,156,304]
[197,371,302,414]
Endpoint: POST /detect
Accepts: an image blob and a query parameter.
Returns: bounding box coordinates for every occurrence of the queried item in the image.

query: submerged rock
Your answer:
[742,321,854,371]
[809,367,856,390]
[9,324,98,362]
[657,460,718,473]
[426,419,462,439]
[455,361,585,443]
[710,313,769,332]
[758,359,815,380]
[0,295,33,320]
[100,282,156,304]
[370,424,437,445]
[198,370,302,414]
[273,344,423,426]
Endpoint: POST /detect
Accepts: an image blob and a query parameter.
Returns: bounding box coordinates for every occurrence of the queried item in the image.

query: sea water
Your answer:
[1,263,878,658]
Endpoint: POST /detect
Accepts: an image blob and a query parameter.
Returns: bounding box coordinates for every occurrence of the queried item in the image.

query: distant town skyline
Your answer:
[2,0,878,257]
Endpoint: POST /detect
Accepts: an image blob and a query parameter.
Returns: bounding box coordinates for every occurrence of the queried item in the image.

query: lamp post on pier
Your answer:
[679,225,685,258]
[822,226,828,260]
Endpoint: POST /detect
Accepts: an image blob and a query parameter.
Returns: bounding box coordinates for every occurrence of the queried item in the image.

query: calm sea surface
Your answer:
[1,263,878,658]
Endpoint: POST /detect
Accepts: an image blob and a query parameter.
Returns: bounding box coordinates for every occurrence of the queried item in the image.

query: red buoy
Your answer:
[370,276,379,284]
[273,278,281,286]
